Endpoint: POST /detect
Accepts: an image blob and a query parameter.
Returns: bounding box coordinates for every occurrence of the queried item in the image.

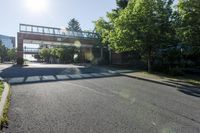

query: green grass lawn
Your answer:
[0,81,4,99]
[0,81,10,127]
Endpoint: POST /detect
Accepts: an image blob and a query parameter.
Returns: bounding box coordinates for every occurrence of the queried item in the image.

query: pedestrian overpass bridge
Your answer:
[17,24,103,62]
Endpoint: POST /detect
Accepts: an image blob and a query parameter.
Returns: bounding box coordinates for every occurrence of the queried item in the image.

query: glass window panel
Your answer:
[54,29,60,34]
[27,26,32,32]
[20,25,26,31]
[54,29,58,34]
[44,28,49,34]
[58,30,61,34]
[49,29,54,34]
[38,27,43,33]
[61,31,65,35]
[33,27,38,32]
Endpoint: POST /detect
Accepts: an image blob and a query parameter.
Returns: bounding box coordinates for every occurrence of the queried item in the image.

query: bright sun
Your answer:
[25,0,48,13]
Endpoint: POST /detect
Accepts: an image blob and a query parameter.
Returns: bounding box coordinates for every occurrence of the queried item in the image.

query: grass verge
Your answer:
[0,82,11,128]
[0,82,3,99]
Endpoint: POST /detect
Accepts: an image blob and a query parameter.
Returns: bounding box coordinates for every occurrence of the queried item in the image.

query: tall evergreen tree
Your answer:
[68,18,82,32]
[116,0,129,9]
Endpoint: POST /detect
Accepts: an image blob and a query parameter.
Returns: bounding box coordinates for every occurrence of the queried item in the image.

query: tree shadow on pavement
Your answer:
[0,64,121,85]
[163,80,200,97]
[178,87,200,98]
[2,64,200,98]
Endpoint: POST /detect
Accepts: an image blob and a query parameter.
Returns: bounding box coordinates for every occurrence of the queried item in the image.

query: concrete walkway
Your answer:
[122,71,200,89]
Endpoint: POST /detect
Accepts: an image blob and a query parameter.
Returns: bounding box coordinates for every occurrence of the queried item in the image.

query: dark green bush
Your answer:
[168,67,184,76]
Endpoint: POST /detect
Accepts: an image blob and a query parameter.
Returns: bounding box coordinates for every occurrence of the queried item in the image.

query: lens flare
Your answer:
[25,0,48,13]
[74,40,81,48]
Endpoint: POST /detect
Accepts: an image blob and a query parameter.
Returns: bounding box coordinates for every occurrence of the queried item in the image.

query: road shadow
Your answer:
[2,63,199,98]
[178,87,200,98]
[0,64,122,85]
[165,80,200,98]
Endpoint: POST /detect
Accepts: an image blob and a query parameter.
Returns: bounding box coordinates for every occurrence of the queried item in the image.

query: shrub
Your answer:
[168,67,184,76]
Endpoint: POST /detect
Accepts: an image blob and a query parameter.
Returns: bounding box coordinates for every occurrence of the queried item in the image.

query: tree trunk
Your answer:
[0,56,3,63]
[147,50,152,73]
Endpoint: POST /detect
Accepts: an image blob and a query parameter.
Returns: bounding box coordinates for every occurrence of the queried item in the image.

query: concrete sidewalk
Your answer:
[0,64,13,70]
[121,71,200,89]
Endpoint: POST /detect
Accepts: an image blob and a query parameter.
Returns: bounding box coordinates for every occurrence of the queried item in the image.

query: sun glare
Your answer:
[25,0,48,13]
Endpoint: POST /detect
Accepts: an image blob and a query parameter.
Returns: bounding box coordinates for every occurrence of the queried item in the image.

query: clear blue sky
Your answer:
[0,0,116,37]
[0,0,178,38]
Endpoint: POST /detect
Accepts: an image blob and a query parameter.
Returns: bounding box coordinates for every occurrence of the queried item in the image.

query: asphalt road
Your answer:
[1,63,200,133]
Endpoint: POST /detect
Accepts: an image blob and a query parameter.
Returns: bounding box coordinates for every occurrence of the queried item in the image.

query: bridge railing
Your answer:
[19,24,99,40]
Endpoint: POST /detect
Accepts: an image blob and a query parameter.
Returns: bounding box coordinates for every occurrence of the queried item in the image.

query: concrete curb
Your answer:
[0,82,10,119]
[121,74,199,89]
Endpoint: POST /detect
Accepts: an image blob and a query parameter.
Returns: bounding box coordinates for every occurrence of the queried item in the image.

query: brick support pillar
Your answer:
[17,33,23,59]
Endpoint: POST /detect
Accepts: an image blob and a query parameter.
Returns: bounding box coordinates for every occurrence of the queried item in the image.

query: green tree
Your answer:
[39,48,51,62]
[94,18,112,44]
[50,48,58,58]
[176,0,200,46]
[7,48,16,61]
[55,46,78,63]
[116,0,129,9]
[94,0,129,45]
[112,0,175,72]
[55,47,64,62]
[68,18,82,31]
[96,0,175,72]
[39,46,79,63]
[0,41,7,63]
